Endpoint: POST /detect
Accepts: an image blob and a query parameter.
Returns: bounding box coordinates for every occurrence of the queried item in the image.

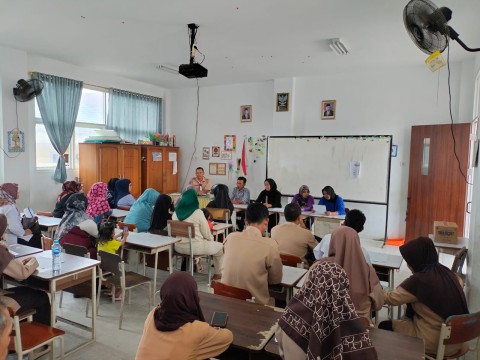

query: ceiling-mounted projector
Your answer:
[179,23,208,79]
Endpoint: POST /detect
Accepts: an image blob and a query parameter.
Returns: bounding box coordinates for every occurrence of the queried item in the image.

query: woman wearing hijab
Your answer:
[115,178,136,209]
[135,272,232,360]
[0,183,42,248]
[291,185,314,211]
[0,214,51,325]
[206,184,234,216]
[276,261,377,360]
[106,178,119,208]
[318,185,346,216]
[381,237,469,356]
[321,226,383,320]
[56,193,98,259]
[172,189,224,280]
[256,178,282,232]
[52,180,82,218]
[124,188,160,233]
[86,182,111,224]
[149,194,173,235]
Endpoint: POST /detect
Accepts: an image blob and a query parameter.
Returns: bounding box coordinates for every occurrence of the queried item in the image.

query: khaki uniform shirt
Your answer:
[271,222,317,264]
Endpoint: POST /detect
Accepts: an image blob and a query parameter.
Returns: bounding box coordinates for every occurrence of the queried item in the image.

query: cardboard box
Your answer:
[433,221,458,244]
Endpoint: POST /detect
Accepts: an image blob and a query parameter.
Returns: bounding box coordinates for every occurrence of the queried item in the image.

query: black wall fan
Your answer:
[404,0,480,54]
[13,78,44,102]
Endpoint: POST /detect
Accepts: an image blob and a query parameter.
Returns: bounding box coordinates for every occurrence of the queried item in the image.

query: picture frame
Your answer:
[7,129,25,152]
[240,105,252,123]
[391,144,398,157]
[209,163,218,175]
[217,163,227,175]
[212,146,220,157]
[221,151,232,160]
[224,135,236,151]
[202,147,210,160]
[321,100,336,120]
[276,93,289,112]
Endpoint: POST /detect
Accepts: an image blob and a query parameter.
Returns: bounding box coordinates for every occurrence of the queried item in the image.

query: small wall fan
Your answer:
[404,0,480,54]
[13,78,44,102]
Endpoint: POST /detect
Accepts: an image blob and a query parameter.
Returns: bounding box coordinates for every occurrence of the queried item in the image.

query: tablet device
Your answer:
[313,205,327,213]
[210,311,228,328]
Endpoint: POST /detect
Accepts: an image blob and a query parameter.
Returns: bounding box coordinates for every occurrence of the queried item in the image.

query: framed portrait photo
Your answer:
[202,147,210,160]
[240,105,252,123]
[276,93,289,112]
[321,100,336,120]
[212,146,221,157]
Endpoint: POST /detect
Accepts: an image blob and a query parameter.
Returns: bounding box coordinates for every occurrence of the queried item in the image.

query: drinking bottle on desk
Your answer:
[52,239,62,272]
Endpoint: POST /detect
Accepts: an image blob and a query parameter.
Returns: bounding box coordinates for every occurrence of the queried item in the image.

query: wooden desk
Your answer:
[212,222,233,242]
[198,291,280,353]
[8,243,43,258]
[122,232,181,298]
[37,215,61,238]
[169,193,212,209]
[108,208,130,222]
[264,327,425,359]
[15,251,99,356]
[428,234,468,255]
[369,251,403,288]
[280,265,307,302]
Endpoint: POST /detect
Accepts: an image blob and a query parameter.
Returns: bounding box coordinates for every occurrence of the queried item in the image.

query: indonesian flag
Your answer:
[241,138,247,175]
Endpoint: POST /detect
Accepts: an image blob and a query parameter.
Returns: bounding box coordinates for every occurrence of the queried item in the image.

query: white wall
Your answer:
[171,60,476,239]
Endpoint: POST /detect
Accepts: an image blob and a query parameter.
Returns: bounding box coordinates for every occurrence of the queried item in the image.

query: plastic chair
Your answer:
[97,250,152,329]
[167,220,212,282]
[425,311,480,360]
[210,281,253,301]
[8,307,65,360]
[280,253,305,268]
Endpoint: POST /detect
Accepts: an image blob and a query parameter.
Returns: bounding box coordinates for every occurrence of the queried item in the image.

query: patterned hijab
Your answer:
[297,185,311,207]
[174,189,199,221]
[154,272,205,331]
[57,181,81,202]
[86,182,110,218]
[279,261,377,360]
[115,179,131,203]
[55,193,91,241]
[0,183,18,205]
[399,237,469,320]
[323,226,380,311]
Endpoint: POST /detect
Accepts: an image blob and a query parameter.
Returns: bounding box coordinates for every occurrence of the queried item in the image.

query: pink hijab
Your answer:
[86,182,110,218]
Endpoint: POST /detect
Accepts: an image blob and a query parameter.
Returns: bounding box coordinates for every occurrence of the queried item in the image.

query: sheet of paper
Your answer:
[169,152,177,162]
[173,161,178,175]
[152,152,162,161]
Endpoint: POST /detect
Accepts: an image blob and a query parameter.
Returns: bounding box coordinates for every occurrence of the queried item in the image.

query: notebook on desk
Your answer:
[312,205,326,213]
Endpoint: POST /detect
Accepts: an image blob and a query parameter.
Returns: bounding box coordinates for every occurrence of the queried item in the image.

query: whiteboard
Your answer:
[266,136,392,204]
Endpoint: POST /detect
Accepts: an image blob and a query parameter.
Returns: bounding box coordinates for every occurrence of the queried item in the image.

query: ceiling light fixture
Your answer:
[329,38,349,55]
[156,64,179,74]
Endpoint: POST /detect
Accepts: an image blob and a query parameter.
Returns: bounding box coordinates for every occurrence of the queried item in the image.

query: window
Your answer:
[35,87,107,169]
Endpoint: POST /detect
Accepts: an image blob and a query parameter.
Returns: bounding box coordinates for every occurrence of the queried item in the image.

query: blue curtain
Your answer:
[107,88,162,142]
[33,72,83,183]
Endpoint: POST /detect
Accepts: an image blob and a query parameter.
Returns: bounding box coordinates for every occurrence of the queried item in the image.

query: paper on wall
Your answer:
[168,152,177,162]
[349,161,361,178]
[152,152,162,161]
[173,161,177,175]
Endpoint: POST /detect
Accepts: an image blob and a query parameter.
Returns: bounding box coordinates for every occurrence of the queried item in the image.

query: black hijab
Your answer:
[154,272,205,331]
[399,237,468,320]
[208,184,234,214]
[149,194,172,232]
[322,185,337,202]
[265,178,278,193]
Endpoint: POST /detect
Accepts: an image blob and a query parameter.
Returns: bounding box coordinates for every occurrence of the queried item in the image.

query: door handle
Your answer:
[467,201,472,214]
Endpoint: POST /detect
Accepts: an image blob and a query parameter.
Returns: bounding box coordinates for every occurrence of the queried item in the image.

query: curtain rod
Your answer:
[28,71,107,90]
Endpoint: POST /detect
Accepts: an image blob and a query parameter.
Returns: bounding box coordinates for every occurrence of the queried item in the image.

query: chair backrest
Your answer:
[451,246,468,274]
[167,220,195,239]
[206,208,231,223]
[63,243,90,258]
[432,311,480,359]
[98,250,122,277]
[41,236,53,251]
[280,253,304,268]
[210,281,253,301]
[117,221,137,232]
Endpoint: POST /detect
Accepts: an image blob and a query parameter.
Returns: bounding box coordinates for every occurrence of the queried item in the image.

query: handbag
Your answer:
[21,208,41,235]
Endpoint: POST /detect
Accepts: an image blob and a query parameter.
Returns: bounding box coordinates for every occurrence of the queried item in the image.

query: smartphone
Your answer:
[123,225,128,232]
[210,311,228,328]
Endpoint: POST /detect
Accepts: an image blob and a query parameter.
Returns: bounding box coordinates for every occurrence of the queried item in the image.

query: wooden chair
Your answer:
[210,281,253,301]
[36,211,53,217]
[167,220,212,282]
[8,307,65,360]
[117,221,138,232]
[425,311,480,360]
[280,253,304,268]
[41,236,53,251]
[97,250,152,329]
[206,208,231,224]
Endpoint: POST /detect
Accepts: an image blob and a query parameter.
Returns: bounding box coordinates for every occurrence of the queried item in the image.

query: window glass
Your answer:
[35,124,70,168]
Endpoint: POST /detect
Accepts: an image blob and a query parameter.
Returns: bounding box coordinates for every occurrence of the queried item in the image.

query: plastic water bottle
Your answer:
[199,184,203,194]
[52,239,62,272]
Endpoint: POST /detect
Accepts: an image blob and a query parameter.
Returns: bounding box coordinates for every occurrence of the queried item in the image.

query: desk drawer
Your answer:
[55,269,92,290]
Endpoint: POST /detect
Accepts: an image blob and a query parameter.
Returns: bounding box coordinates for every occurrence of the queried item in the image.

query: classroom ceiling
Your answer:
[1,0,480,89]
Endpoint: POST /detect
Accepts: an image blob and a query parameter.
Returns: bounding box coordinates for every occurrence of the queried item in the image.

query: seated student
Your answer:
[256,178,282,233]
[51,180,83,218]
[0,214,51,325]
[320,225,383,320]
[86,182,111,224]
[106,177,119,209]
[318,185,346,216]
[276,261,377,360]
[172,189,223,280]
[206,184,234,217]
[291,185,314,211]
[222,203,283,305]
[124,188,160,233]
[135,272,233,360]
[381,237,469,357]
[313,209,371,263]
[115,178,136,208]
[231,176,250,231]
[149,194,173,236]
[190,167,212,195]
[271,203,317,266]
[56,193,99,259]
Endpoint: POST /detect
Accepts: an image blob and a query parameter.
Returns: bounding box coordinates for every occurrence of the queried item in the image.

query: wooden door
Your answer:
[141,146,164,193]
[163,147,179,193]
[120,145,141,198]
[405,124,470,241]
[98,144,120,183]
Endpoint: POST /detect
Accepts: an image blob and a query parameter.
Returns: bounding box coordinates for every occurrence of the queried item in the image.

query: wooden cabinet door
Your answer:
[120,145,141,198]
[141,146,164,193]
[98,145,120,183]
[163,148,179,193]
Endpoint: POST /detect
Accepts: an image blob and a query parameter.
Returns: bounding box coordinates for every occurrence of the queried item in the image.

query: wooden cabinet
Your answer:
[79,143,142,198]
[141,146,180,194]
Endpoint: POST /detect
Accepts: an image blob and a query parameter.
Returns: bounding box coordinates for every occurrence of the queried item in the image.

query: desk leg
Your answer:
[168,245,173,274]
[51,280,57,326]
[153,250,159,302]
[91,266,96,341]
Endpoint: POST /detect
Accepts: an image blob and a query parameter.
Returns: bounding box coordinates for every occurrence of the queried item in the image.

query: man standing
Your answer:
[271,203,318,266]
[222,203,283,305]
[231,176,250,231]
[190,167,212,195]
